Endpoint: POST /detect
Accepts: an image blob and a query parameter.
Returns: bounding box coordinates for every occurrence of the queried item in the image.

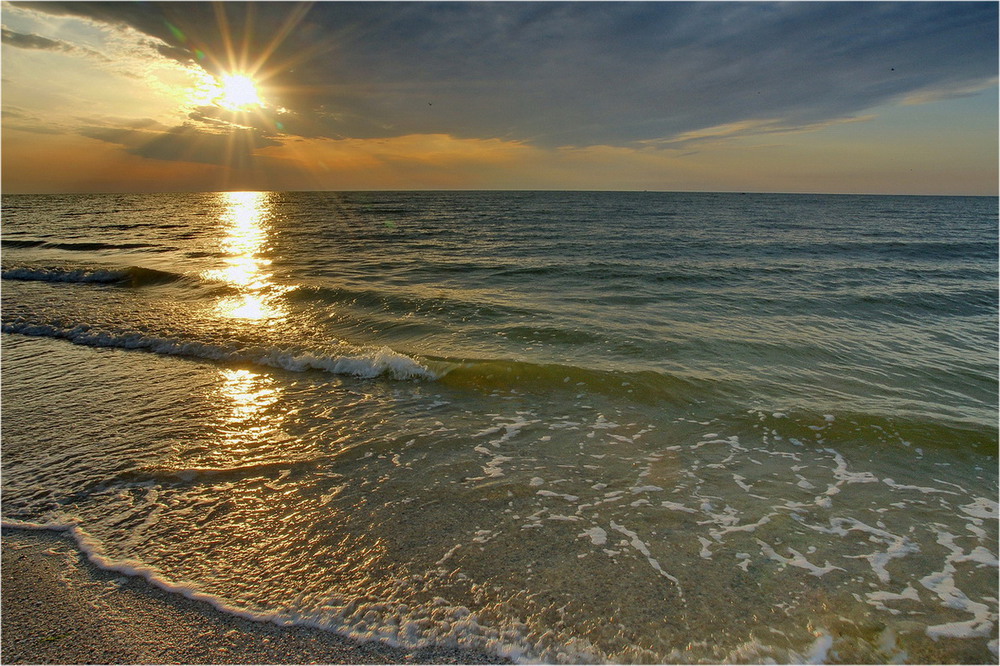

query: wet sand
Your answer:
[1,527,511,665]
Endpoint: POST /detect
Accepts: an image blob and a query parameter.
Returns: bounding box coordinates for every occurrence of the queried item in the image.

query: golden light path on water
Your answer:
[205,191,289,321]
[219,368,280,434]
[203,193,291,468]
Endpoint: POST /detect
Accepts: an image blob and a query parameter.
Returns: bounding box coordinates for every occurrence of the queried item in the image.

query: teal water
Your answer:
[2,191,997,663]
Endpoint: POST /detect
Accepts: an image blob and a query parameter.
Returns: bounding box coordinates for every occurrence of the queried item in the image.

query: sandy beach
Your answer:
[1,527,511,665]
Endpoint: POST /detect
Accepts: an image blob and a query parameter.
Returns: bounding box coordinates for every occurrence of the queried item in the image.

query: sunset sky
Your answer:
[2,1,997,195]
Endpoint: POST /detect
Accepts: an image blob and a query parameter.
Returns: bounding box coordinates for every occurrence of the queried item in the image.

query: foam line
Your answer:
[0,519,552,663]
[2,321,435,381]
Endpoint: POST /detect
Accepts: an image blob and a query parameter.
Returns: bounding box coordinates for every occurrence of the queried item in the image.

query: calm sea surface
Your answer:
[2,191,997,663]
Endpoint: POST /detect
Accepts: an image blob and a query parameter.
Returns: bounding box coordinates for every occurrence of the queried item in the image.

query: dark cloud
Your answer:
[75,116,171,131]
[80,122,281,168]
[2,25,110,61]
[2,27,74,51]
[2,105,71,134]
[19,2,1000,148]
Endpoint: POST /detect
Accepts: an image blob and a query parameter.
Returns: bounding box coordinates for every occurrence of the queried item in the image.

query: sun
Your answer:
[216,73,263,111]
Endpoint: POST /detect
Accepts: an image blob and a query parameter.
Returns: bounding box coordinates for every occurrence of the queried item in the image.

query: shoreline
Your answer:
[1,527,512,665]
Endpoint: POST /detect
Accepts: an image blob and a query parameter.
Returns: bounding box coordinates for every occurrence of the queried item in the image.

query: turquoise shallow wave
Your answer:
[2,191,997,663]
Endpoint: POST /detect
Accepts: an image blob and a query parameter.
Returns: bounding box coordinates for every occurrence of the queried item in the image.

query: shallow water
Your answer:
[2,191,997,663]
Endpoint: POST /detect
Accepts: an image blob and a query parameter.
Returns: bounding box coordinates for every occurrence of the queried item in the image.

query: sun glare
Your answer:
[216,74,263,111]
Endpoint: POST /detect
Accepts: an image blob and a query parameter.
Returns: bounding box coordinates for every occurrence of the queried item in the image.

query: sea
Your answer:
[1,190,997,664]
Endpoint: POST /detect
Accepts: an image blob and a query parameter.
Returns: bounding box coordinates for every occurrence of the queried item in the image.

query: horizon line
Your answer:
[2,188,996,198]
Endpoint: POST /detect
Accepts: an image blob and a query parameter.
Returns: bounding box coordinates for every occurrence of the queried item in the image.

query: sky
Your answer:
[1,1,997,195]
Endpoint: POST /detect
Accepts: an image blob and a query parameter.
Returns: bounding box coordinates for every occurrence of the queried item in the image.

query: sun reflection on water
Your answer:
[212,367,284,462]
[205,191,289,321]
[221,368,280,421]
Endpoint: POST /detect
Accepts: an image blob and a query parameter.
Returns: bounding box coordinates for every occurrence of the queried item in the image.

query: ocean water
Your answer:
[1,190,996,664]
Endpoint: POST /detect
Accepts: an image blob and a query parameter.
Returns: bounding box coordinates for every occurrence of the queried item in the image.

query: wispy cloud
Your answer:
[646,114,879,148]
[2,25,109,60]
[902,77,1000,105]
[2,26,73,51]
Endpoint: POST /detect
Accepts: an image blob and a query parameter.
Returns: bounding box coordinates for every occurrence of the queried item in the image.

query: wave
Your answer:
[2,315,717,405]
[2,238,162,252]
[120,459,319,485]
[2,264,188,287]
[291,284,536,319]
[1,320,435,381]
[427,356,714,406]
[0,518,326,627]
[735,407,998,455]
[0,518,553,663]
[1,239,46,248]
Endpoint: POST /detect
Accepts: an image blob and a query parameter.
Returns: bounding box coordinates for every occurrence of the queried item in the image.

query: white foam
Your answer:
[2,519,289,623]
[960,497,999,520]
[926,619,996,640]
[757,540,843,577]
[265,347,433,380]
[2,266,132,283]
[846,533,919,584]
[660,501,697,514]
[956,546,999,567]
[919,548,995,642]
[579,527,607,546]
[735,553,752,572]
[827,450,879,485]
[882,478,957,495]
[481,455,512,478]
[436,544,462,566]
[711,514,773,538]
[865,585,921,612]
[591,415,619,430]
[4,321,436,381]
[609,521,682,593]
[472,530,499,543]
[1,521,582,663]
[800,630,834,664]
[535,490,579,502]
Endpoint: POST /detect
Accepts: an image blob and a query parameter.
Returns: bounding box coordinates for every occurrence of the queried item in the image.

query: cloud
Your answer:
[2,25,110,61]
[15,1,1000,151]
[2,26,74,51]
[646,114,878,148]
[1,104,75,135]
[80,122,281,168]
[902,77,1000,105]
[75,115,171,131]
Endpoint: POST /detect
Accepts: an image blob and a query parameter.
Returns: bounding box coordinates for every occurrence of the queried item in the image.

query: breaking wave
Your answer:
[2,264,188,287]
[0,320,435,381]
